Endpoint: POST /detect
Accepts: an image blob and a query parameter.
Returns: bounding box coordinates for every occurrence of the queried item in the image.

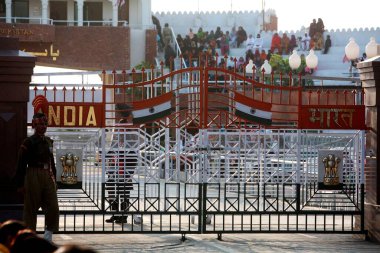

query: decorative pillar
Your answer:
[140,0,152,28]
[112,0,118,27]
[0,37,36,221]
[5,0,11,23]
[76,0,84,27]
[129,0,152,27]
[357,57,380,242]
[41,0,49,24]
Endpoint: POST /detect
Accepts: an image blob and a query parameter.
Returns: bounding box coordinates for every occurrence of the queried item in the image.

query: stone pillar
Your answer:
[41,0,49,25]
[357,57,380,242]
[0,37,36,221]
[141,0,152,28]
[112,0,119,27]
[128,0,139,27]
[5,0,11,23]
[76,0,84,27]
[129,0,152,28]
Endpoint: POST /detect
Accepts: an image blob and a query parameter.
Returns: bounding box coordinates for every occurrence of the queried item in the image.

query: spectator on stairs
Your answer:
[309,19,317,38]
[316,18,325,35]
[323,35,331,54]
[289,34,297,52]
[314,32,324,50]
[197,27,206,43]
[236,26,248,48]
[229,26,237,48]
[162,23,172,47]
[301,33,311,51]
[220,34,230,56]
[188,28,194,40]
[246,34,255,53]
[176,34,185,50]
[237,56,245,72]
[164,44,176,71]
[281,33,290,54]
[214,26,223,48]
[253,33,263,52]
[260,49,267,63]
[266,49,273,61]
[270,33,282,54]
[253,49,262,68]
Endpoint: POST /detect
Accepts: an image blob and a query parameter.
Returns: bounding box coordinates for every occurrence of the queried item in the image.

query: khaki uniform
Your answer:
[15,134,59,232]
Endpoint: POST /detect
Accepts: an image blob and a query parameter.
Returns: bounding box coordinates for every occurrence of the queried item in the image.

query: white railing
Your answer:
[170,27,188,69]
[0,17,53,25]
[52,19,128,27]
[32,70,104,86]
[128,24,156,30]
[31,68,361,88]
[0,17,129,27]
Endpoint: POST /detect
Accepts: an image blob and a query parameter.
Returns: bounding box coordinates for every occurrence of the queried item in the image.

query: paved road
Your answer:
[53,233,380,253]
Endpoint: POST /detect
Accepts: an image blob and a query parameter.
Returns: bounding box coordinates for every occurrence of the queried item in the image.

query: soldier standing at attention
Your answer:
[14,95,59,242]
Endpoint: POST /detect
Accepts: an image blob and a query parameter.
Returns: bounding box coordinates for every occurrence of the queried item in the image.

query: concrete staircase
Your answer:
[159,38,357,84]
[216,45,357,83]
[313,46,354,78]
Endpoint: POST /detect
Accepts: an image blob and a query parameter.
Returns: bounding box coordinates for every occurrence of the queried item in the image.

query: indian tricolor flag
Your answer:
[132,92,173,124]
[234,92,272,125]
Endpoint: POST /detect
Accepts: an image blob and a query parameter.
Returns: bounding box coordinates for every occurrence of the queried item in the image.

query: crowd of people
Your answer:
[160,19,332,72]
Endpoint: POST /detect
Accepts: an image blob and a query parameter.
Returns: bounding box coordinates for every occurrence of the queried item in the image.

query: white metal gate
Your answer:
[29,65,366,235]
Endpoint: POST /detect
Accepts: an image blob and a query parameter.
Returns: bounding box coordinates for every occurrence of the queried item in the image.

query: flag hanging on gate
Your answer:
[132,92,173,124]
[234,92,272,125]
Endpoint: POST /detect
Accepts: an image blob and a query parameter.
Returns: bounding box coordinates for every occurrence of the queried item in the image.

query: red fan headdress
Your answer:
[32,95,49,116]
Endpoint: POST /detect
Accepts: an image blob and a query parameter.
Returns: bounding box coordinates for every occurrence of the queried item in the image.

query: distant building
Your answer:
[0,0,156,70]
[153,9,278,37]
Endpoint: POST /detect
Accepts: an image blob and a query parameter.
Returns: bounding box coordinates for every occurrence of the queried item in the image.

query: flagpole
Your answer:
[262,0,265,31]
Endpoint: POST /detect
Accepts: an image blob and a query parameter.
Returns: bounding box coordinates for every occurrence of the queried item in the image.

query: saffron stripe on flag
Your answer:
[235,102,272,125]
[234,92,272,111]
[132,92,173,124]
[234,92,272,125]
[133,92,173,110]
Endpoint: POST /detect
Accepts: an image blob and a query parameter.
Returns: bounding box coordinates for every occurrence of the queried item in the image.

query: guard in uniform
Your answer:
[105,116,139,224]
[14,95,59,242]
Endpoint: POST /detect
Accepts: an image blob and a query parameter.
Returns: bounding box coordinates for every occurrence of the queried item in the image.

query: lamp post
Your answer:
[250,49,319,86]
[365,37,378,59]
[262,0,265,31]
[288,49,319,85]
[346,37,380,59]
[289,50,301,70]
[344,37,360,61]
[260,59,272,74]
[245,59,255,74]
[260,59,272,84]
[306,49,318,70]
[345,37,379,77]
[289,49,318,72]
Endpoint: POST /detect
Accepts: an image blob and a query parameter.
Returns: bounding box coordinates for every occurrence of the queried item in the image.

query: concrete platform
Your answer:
[52,232,380,252]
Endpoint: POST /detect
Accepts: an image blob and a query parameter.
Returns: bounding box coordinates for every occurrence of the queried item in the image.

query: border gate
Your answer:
[29,58,366,236]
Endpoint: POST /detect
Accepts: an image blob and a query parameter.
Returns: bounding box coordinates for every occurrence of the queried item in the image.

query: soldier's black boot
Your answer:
[105,216,118,223]
[115,215,128,224]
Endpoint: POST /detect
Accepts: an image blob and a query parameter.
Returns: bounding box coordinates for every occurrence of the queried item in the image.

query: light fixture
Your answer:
[344,37,360,60]
[245,59,255,74]
[365,37,378,59]
[289,50,301,70]
[260,60,272,74]
[306,49,318,69]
